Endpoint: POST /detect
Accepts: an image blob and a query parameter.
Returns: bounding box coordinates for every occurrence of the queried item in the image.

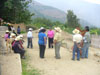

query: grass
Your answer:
[21,31,26,34]
[22,56,41,75]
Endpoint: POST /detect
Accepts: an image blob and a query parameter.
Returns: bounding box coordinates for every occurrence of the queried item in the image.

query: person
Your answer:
[82,26,91,58]
[10,33,16,51]
[72,29,83,61]
[54,27,62,59]
[38,27,44,33]
[11,26,15,32]
[7,23,12,31]
[4,30,10,41]
[38,29,47,58]
[13,36,25,59]
[17,26,21,34]
[12,30,17,36]
[27,28,33,48]
[47,28,54,48]
[10,33,16,42]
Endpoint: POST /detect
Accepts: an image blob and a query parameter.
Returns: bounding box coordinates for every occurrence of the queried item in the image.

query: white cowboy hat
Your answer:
[15,36,21,41]
[72,29,80,34]
[29,28,33,31]
[55,27,62,32]
[10,33,16,38]
[6,30,9,32]
[19,35,23,38]
[39,27,44,31]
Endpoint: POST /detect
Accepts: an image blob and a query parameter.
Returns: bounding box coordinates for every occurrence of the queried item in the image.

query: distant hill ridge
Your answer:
[28,1,66,23]
[28,1,95,27]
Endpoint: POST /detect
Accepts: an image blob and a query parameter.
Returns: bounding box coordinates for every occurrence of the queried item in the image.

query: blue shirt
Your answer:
[17,28,20,32]
[38,32,47,45]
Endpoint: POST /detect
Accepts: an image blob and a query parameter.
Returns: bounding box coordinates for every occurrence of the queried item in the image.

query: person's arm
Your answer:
[53,40,57,44]
[18,44,23,50]
[53,33,57,44]
[47,31,49,37]
[44,37,47,45]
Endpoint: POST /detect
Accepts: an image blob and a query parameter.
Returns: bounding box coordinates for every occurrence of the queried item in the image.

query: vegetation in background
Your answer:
[65,10,80,28]
[90,27,100,35]
[0,0,34,24]
[21,31,26,34]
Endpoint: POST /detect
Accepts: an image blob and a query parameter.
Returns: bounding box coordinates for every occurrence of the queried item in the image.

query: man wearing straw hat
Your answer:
[72,29,82,61]
[54,27,62,59]
[27,28,33,49]
[13,36,25,59]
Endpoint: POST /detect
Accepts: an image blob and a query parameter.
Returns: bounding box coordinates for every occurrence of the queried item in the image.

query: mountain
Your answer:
[28,1,98,28]
[28,1,66,23]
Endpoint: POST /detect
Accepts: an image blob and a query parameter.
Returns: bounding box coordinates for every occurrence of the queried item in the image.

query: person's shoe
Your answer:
[77,59,80,61]
[56,57,61,59]
[72,58,75,61]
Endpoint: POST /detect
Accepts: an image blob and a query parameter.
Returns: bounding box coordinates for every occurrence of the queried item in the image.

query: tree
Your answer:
[66,10,80,28]
[0,0,34,24]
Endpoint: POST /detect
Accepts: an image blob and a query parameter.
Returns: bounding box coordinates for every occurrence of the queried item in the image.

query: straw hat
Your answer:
[19,35,23,38]
[7,23,11,25]
[29,28,33,31]
[10,33,16,38]
[55,27,62,32]
[72,29,80,34]
[6,30,9,33]
[15,36,21,41]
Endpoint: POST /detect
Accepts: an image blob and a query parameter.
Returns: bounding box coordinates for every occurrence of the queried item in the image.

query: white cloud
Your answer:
[84,0,100,4]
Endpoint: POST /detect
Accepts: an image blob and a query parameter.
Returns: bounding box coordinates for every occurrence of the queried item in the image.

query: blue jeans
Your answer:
[27,38,33,48]
[72,42,80,60]
[82,43,90,58]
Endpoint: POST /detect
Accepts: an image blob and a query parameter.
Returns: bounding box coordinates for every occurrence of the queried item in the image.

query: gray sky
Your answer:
[34,0,100,27]
[35,0,100,12]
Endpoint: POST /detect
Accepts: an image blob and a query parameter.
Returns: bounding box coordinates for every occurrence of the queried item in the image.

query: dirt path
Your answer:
[24,30,100,75]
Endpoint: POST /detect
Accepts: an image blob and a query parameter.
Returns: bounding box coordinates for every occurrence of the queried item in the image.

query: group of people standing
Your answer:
[7,23,21,35]
[4,25,91,60]
[38,27,62,59]
[27,27,62,59]
[27,26,91,60]
[72,26,91,61]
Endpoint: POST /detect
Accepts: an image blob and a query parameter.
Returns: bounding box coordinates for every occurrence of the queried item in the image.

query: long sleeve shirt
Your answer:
[27,31,33,38]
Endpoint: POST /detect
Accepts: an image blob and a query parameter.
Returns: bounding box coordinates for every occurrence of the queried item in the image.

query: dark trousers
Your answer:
[27,38,33,48]
[48,38,53,48]
[14,49,25,58]
[39,45,46,58]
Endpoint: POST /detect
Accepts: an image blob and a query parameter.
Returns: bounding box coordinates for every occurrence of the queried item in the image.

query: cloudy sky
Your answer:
[34,0,100,27]
[35,0,100,12]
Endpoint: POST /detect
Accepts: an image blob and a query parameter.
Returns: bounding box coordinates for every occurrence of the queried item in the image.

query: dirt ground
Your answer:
[23,30,100,75]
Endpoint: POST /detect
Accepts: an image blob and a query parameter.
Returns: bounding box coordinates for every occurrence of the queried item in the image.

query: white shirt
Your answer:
[11,27,15,31]
[73,34,82,43]
[27,31,33,38]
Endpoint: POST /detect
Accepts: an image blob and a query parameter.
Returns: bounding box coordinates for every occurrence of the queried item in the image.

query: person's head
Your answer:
[19,35,23,40]
[10,33,16,38]
[29,28,33,31]
[49,27,52,31]
[41,29,46,33]
[6,30,9,34]
[15,36,21,41]
[18,26,20,28]
[54,27,62,33]
[85,26,89,31]
[72,29,80,34]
